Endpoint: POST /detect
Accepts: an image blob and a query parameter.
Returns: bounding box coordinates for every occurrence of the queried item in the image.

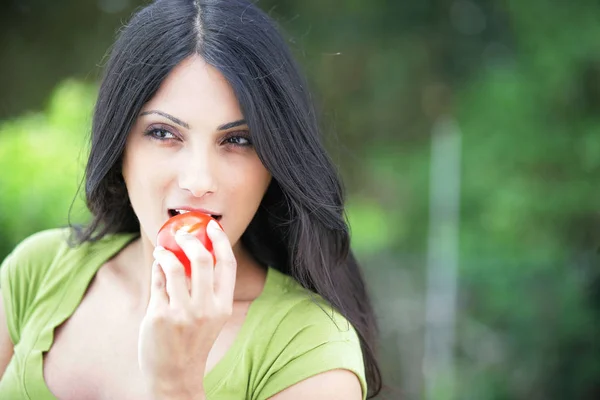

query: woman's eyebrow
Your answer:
[139,110,246,131]
[217,119,247,130]
[139,110,190,129]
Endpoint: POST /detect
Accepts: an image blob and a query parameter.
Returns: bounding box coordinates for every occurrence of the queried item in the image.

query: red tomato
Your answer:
[156,211,222,277]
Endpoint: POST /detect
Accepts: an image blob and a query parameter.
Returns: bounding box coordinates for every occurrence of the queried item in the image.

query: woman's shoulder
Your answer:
[259,268,362,344]
[0,228,74,344]
[5,227,72,259]
[2,228,69,269]
[1,227,136,290]
[3,227,136,265]
[0,228,136,344]
[242,268,367,399]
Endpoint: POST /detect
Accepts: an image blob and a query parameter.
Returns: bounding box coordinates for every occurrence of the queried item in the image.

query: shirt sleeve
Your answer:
[253,299,368,400]
[0,229,68,344]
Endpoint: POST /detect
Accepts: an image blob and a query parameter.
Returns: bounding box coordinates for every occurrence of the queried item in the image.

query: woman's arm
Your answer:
[0,293,14,379]
[267,369,363,400]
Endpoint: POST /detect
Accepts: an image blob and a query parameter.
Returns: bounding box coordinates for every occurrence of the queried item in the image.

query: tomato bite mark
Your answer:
[156,211,223,277]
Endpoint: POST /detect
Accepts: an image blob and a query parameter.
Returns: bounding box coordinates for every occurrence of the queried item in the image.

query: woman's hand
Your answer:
[138,220,237,400]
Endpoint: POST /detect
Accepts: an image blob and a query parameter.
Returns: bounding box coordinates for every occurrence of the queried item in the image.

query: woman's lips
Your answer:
[167,209,222,220]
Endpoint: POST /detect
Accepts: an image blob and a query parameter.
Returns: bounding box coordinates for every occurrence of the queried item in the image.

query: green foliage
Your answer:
[0,80,94,259]
[450,2,600,398]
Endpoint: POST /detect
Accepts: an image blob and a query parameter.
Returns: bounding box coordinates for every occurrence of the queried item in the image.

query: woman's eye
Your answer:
[144,127,176,141]
[224,135,253,147]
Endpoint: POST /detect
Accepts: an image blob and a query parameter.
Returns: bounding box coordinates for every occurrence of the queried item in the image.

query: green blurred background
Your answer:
[2,0,600,399]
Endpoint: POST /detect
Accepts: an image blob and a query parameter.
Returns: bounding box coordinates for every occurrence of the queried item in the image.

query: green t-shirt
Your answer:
[0,228,367,399]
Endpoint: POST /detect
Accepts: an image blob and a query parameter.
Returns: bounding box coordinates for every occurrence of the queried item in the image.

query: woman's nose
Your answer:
[177,150,218,197]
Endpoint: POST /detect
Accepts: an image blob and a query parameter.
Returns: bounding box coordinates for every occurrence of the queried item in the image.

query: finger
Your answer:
[153,246,190,309]
[147,260,169,311]
[206,220,237,302]
[174,230,215,303]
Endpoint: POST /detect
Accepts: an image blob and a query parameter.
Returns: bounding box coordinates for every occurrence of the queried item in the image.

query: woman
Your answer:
[0,0,382,399]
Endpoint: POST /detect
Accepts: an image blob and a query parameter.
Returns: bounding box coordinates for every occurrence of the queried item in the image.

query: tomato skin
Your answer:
[156,212,222,277]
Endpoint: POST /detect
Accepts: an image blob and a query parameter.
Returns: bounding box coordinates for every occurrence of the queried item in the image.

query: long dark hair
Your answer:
[73,0,382,396]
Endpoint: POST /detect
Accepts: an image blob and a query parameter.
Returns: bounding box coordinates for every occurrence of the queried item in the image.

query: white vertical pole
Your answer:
[423,115,462,400]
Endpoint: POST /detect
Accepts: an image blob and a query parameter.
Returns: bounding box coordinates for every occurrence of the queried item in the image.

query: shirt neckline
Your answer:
[25,232,280,399]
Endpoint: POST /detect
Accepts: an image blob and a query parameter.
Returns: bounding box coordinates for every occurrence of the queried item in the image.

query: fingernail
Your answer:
[153,246,166,257]
[207,220,221,233]
[176,225,191,235]
[175,229,194,240]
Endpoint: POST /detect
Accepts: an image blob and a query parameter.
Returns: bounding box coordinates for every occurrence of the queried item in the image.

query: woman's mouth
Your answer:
[168,209,222,221]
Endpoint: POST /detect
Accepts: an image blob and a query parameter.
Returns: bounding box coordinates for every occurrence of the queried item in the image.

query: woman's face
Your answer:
[122,55,272,251]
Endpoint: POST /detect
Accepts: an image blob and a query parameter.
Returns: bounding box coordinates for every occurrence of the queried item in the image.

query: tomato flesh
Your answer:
[156,211,222,277]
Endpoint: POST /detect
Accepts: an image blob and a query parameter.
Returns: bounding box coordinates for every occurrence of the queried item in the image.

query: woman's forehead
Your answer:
[140,56,244,129]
